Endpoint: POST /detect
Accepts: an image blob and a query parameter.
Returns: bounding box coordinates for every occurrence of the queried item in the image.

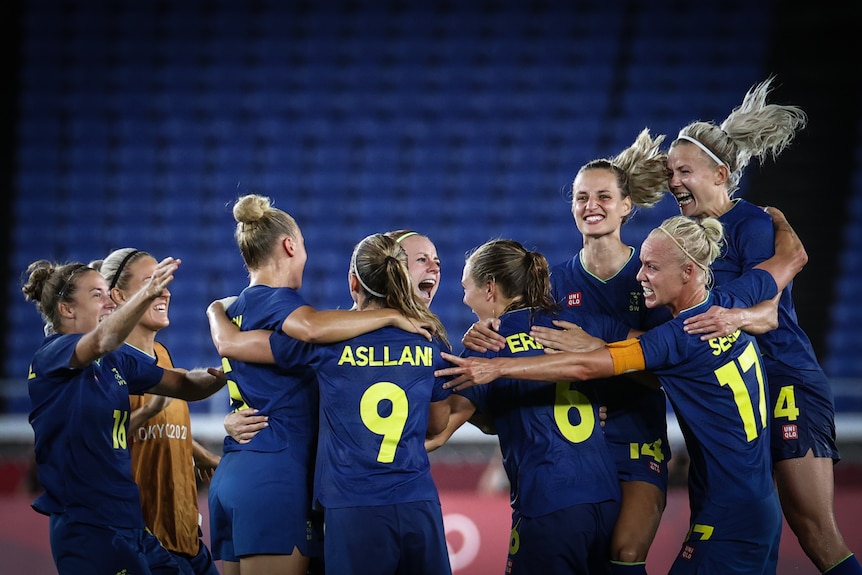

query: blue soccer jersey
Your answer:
[269,325,453,574]
[550,248,672,486]
[209,284,322,560]
[636,269,778,511]
[715,199,838,463]
[221,285,319,455]
[28,333,164,529]
[632,270,783,572]
[458,307,621,518]
[269,327,451,509]
[713,199,821,371]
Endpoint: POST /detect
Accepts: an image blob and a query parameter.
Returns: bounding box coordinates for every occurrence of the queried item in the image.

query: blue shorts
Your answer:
[324,501,451,575]
[507,500,619,575]
[208,448,321,560]
[49,513,182,574]
[765,361,839,463]
[599,381,670,491]
[669,493,782,575]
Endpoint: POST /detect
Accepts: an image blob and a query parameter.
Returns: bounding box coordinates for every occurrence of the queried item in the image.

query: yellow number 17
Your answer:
[713,341,767,442]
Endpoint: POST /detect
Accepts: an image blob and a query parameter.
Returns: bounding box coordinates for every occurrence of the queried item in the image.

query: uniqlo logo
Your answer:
[649,461,661,474]
[681,544,695,560]
[506,559,513,573]
[783,424,798,440]
[567,292,582,306]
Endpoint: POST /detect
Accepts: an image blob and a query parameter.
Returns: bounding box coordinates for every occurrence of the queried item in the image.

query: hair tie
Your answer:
[109,250,141,291]
[677,135,727,169]
[656,227,708,272]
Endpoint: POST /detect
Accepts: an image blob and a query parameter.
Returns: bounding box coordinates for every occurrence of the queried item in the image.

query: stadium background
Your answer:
[1,1,860,573]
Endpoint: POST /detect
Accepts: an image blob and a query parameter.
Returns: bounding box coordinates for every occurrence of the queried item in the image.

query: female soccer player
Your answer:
[208,233,453,575]
[23,256,225,574]
[435,212,807,574]
[667,77,862,575]
[426,238,625,574]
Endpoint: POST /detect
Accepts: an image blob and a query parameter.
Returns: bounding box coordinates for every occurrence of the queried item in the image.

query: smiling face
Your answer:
[65,269,117,333]
[117,255,171,332]
[572,168,632,238]
[667,141,731,218]
[398,234,440,306]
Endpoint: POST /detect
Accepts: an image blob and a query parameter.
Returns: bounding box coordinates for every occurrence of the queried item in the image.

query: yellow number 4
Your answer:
[773,385,800,422]
[629,439,665,463]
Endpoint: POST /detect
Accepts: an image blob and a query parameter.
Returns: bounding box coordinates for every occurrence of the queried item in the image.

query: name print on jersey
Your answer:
[505,332,543,354]
[338,344,434,367]
[708,329,742,356]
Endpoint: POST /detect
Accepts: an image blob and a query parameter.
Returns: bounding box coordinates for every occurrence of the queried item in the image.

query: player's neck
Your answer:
[580,238,631,280]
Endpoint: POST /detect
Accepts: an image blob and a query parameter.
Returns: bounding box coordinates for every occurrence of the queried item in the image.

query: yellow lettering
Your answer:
[506,333,543,354]
[399,346,414,365]
[232,315,242,329]
[708,329,742,356]
[337,345,434,367]
[415,346,433,366]
[338,346,357,366]
[355,346,369,366]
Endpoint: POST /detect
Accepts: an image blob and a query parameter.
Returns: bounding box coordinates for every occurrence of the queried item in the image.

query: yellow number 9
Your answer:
[360,381,409,463]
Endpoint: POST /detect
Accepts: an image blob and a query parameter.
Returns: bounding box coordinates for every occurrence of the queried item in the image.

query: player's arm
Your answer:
[207,299,276,363]
[128,395,172,430]
[148,366,227,401]
[426,394,478,452]
[192,438,221,482]
[73,258,179,367]
[224,409,269,444]
[753,206,808,290]
[281,306,432,343]
[436,343,628,392]
[683,206,806,339]
[461,318,507,353]
[530,320,640,353]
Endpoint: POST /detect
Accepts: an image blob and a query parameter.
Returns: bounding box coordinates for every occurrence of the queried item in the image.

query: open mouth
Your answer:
[642,286,654,297]
[673,192,694,207]
[418,279,436,301]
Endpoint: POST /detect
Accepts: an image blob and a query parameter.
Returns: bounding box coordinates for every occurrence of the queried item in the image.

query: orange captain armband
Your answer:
[606,338,646,375]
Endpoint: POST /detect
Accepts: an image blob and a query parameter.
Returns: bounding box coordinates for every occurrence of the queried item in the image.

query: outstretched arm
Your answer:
[530,319,637,353]
[73,258,180,367]
[436,346,617,392]
[149,366,228,401]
